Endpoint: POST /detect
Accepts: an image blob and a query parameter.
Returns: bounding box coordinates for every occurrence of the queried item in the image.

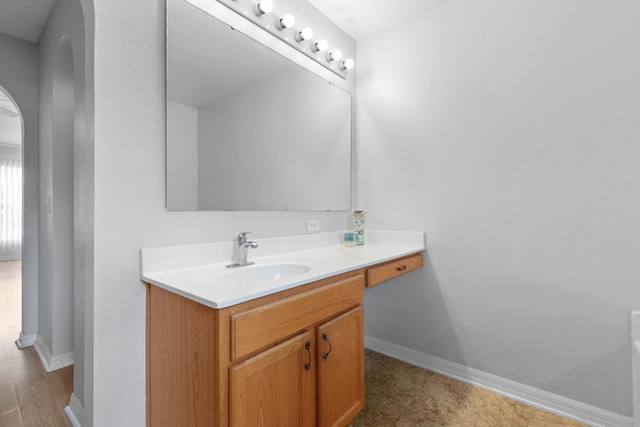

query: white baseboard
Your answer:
[65,393,84,427]
[33,335,74,372]
[15,331,37,349]
[365,335,633,427]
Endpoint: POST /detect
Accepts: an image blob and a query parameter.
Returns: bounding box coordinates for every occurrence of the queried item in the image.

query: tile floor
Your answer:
[351,350,588,427]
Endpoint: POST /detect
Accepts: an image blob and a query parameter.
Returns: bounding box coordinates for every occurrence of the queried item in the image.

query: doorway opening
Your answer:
[0,87,24,355]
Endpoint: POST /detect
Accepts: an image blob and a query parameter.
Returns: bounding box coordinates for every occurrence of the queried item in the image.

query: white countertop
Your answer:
[140,230,425,309]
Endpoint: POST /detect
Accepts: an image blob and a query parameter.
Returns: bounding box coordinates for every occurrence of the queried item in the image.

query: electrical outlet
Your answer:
[306,219,320,232]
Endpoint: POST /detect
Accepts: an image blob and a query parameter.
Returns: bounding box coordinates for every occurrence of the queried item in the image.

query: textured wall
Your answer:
[357,0,640,417]
[38,0,88,413]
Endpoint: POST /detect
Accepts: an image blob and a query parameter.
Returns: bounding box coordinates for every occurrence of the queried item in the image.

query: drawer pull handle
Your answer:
[396,265,407,271]
[304,341,311,370]
[322,334,332,360]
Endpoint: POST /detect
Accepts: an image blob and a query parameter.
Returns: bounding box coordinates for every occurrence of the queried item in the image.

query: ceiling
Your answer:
[307,0,451,41]
[0,0,56,43]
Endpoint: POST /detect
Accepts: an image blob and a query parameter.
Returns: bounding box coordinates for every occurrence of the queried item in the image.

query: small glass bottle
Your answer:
[343,231,355,247]
[352,210,366,246]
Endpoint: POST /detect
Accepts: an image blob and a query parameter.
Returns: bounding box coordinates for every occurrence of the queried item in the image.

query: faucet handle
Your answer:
[237,231,251,244]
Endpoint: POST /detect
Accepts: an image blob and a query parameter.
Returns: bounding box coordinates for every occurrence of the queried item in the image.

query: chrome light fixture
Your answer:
[217,0,354,78]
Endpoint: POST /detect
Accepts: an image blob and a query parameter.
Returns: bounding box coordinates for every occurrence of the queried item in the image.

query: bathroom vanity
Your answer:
[142,231,424,426]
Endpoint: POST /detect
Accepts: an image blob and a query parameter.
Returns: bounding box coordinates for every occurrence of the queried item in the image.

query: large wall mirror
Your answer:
[166,0,352,211]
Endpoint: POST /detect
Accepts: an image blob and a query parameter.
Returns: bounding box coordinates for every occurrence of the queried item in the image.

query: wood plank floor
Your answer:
[0,260,73,427]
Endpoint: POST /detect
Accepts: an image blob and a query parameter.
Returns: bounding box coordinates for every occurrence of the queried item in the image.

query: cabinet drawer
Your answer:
[366,253,423,287]
[231,274,364,361]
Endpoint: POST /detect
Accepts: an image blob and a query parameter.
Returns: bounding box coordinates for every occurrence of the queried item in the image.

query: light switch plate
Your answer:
[306,219,320,232]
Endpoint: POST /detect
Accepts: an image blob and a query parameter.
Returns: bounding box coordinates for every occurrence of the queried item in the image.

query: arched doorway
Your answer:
[0,88,22,260]
[0,86,24,352]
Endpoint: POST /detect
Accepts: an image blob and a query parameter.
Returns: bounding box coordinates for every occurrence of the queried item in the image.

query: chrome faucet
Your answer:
[226,231,258,268]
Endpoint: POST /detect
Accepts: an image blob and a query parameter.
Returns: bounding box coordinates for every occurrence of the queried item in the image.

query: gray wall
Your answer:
[38,0,88,414]
[87,0,354,424]
[0,33,39,345]
[357,0,640,418]
[60,0,640,423]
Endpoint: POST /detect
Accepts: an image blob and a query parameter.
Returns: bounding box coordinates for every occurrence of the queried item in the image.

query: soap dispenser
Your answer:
[352,210,366,246]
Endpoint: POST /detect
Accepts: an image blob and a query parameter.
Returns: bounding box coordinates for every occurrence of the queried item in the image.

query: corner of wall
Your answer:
[64,393,84,427]
[33,334,74,372]
[15,331,37,348]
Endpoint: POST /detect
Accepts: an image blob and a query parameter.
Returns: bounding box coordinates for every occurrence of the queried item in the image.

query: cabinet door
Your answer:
[317,306,365,427]
[229,331,316,427]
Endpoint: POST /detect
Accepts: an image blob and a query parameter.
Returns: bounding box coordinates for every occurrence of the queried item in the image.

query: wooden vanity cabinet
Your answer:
[147,271,365,427]
[147,252,423,426]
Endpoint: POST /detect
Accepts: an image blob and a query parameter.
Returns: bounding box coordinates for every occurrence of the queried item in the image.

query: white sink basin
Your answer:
[221,263,312,283]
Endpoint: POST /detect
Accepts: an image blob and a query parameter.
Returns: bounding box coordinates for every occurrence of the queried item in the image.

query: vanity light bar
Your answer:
[217,0,354,79]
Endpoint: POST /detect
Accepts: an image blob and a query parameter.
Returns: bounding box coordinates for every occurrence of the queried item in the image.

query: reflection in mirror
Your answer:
[167,0,352,211]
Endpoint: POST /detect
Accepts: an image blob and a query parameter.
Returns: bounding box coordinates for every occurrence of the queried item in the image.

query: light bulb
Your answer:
[295,27,313,42]
[327,49,342,62]
[254,0,273,15]
[339,58,355,70]
[311,40,328,53]
[276,13,295,30]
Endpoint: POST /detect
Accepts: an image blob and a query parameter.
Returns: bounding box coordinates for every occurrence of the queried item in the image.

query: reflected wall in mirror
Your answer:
[167,0,352,211]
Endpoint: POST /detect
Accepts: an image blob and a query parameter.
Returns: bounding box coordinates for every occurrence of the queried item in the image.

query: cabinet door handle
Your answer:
[396,265,407,271]
[322,334,332,360]
[304,341,311,370]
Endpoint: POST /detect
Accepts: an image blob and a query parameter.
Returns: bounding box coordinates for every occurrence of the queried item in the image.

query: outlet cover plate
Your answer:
[306,219,320,232]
